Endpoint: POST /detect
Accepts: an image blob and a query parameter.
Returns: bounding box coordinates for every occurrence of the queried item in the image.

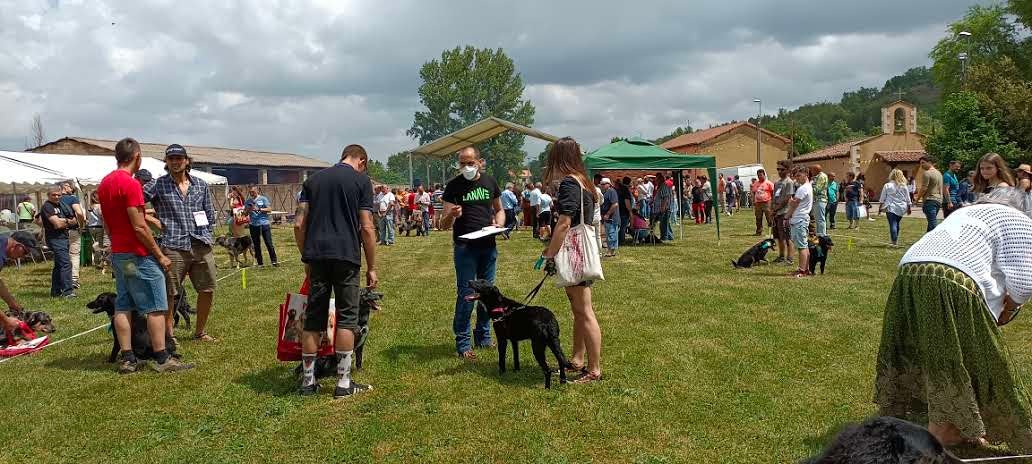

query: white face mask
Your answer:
[461,165,478,180]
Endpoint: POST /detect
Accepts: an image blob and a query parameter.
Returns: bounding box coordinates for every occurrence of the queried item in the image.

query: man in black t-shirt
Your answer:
[294,144,378,399]
[441,146,504,359]
[41,186,76,298]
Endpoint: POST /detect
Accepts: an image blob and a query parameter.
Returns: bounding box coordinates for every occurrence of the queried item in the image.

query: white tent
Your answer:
[0,151,228,185]
[0,155,72,190]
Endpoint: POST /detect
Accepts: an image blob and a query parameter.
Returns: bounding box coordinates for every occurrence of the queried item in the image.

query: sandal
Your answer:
[571,371,602,384]
[564,363,587,374]
[458,351,476,360]
[192,332,218,343]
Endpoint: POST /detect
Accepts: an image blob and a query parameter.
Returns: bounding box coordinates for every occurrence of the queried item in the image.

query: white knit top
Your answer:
[900,204,1032,321]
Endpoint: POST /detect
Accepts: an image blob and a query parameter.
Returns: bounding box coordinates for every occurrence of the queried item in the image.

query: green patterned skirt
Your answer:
[874,262,1032,449]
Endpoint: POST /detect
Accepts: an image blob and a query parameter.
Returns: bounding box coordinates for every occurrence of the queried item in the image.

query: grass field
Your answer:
[3,212,1032,463]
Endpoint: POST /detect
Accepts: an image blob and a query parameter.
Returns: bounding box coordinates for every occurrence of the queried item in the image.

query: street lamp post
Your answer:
[753,99,762,164]
[959,31,971,84]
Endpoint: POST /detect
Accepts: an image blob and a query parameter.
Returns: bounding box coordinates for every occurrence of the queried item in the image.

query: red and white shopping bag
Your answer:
[276,278,335,361]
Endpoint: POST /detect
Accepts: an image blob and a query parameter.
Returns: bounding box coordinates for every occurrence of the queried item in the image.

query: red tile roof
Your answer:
[874,150,926,163]
[790,135,882,162]
[660,122,790,151]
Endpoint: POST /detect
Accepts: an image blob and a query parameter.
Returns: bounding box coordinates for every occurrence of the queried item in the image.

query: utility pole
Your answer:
[408,152,413,187]
[959,31,971,85]
[753,99,762,164]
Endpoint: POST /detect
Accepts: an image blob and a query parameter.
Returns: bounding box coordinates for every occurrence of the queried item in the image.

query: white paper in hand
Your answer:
[459,226,508,240]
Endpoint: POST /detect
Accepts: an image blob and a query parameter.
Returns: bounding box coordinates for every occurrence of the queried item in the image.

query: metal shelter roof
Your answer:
[409,117,560,158]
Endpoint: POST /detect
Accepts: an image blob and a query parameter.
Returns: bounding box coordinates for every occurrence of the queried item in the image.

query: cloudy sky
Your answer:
[0,0,985,163]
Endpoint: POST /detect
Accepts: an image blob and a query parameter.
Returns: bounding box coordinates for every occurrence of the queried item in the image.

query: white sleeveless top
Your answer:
[901,204,1032,321]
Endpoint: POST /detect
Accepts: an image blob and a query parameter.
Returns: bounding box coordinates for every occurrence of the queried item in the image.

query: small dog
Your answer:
[802,416,962,463]
[466,279,569,389]
[215,234,253,269]
[732,238,776,269]
[87,292,180,362]
[92,241,112,274]
[398,213,420,237]
[294,288,383,380]
[808,235,834,275]
[3,309,55,345]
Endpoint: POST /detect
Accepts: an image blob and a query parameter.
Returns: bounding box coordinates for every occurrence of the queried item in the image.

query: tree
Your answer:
[367,159,404,185]
[925,91,1018,171]
[651,125,693,145]
[525,144,550,181]
[30,114,45,148]
[764,115,820,156]
[967,58,1032,156]
[407,46,536,185]
[930,5,1025,92]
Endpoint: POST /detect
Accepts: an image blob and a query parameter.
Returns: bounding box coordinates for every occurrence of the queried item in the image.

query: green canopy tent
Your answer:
[583,138,721,240]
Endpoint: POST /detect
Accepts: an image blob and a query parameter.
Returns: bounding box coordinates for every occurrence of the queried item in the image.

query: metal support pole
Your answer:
[755,100,762,165]
[408,152,413,187]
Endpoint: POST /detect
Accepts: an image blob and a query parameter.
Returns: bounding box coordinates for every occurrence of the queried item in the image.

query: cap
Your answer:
[1017,164,1031,176]
[600,177,612,185]
[134,169,153,183]
[8,231,39,251]
[165,144,188,158]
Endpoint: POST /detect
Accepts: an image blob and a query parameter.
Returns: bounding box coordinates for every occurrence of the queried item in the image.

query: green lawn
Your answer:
[3,213,1032,463]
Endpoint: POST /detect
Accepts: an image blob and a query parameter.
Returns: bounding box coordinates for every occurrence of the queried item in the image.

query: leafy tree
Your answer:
[930,5,1026,92]
[367,159,404,185]
[408,46,535,185]
[651,126,693,145]
[925,91,1018,171]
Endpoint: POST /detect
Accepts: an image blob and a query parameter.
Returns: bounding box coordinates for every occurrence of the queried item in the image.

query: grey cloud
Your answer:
[0,0,989,164]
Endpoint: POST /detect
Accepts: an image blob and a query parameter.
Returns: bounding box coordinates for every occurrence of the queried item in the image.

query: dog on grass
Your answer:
[731,238,776,269]
[802,416,963,463]
[215,234,253,269]
[807,235,834,275]
[294,288,384,380]
[3,309,55,345]
[466,279,570,389]
[87,292,181,362]
[92,241,112,275]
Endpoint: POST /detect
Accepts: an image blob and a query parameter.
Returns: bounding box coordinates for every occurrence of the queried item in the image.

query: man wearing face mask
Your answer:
[441,146,504,360]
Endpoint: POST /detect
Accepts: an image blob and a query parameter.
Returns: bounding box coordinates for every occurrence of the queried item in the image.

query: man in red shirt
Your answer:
[97,137,194,374]
[751,169,775,236]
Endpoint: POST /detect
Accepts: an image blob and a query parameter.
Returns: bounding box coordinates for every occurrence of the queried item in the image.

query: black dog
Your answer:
[294,288,383,380]
[171,289,196,329]
[215,234,253,269]
[87,292,180,362]
[466,279,569,389]
[802,416,962,463]
[808,235,834,275]
[732,238,776,268]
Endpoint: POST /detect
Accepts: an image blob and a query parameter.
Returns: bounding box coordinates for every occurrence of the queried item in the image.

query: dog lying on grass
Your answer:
[732,238,775,269]
[802,416,963,463]
[294,288,383,380]
[2,309,55,345]
[87,292,183,363]
[215,234,253,269]
[466,279,570,389]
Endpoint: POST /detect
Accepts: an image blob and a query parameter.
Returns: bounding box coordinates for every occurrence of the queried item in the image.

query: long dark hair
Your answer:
[543,137,598,201]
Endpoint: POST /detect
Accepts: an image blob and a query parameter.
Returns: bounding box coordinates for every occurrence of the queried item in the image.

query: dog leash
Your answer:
[959,455,1032,462]
[523,273,549,306]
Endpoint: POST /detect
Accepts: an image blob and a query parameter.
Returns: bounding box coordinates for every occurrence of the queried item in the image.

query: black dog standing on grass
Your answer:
[466,279,570,389]
[808,236,834,275]
[732,238,776,269]
[87,292,189,362]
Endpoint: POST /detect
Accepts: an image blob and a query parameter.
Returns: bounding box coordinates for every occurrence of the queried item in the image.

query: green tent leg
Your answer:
[709,167,720,241]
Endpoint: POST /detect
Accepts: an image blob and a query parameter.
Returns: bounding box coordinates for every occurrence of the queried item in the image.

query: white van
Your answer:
[717,163,767,186]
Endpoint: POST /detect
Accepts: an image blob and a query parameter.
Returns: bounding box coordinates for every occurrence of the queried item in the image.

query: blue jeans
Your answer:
[111,253,168,313]
[605,219,620,252]
[922,200,941,232]
[504,209,517,233]
[827,201,839,228]
[813,200,828,236]
[886,211,903,243]
[378,215,395,244]
[453,242,497,353]
[620,214,630,243]
[249,224,278,265]
[846,200,859,220]
[422,210,431,235]
[48,236,73,296]
[656,211,673,240]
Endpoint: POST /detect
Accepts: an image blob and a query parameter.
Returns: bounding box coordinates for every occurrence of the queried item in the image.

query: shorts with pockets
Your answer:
[164,240,218,296]
[111,253,168,314]
[305,259,361,332]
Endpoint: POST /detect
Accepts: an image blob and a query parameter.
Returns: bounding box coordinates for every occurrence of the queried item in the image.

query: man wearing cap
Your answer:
[1,232,40,329]
[599,177,620,257]
[144,144,219,342]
